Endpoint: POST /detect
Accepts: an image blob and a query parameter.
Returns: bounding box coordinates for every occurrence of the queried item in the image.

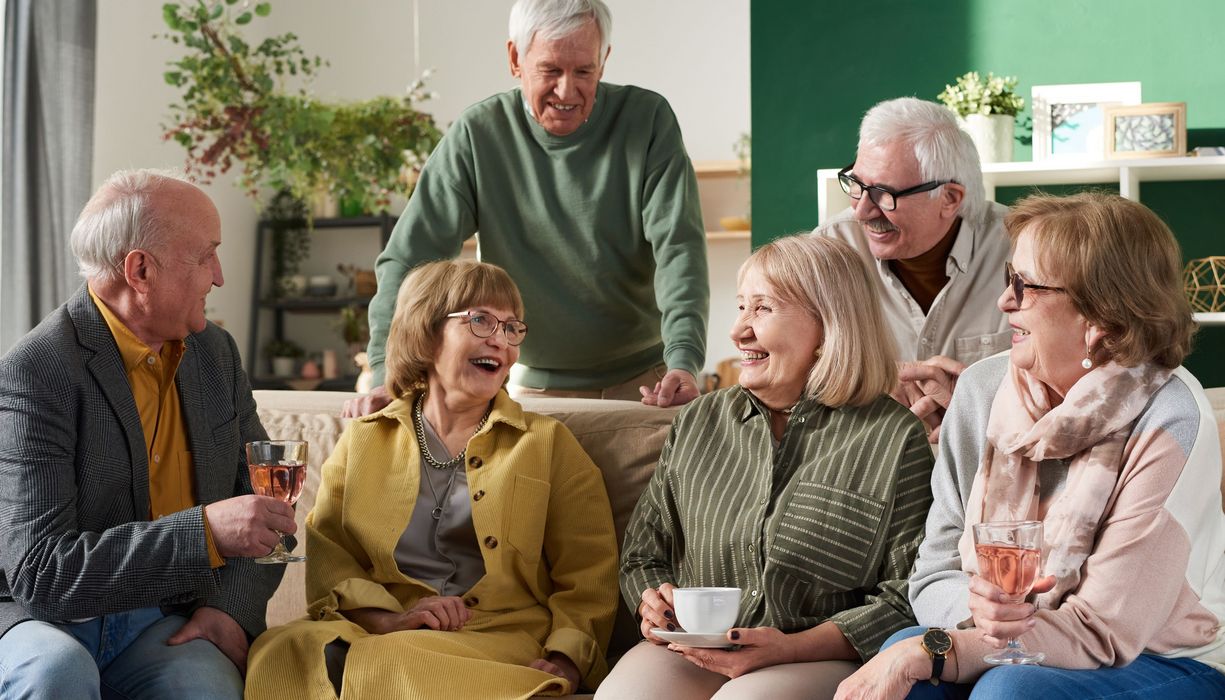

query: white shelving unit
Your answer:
[816,156,1225,328]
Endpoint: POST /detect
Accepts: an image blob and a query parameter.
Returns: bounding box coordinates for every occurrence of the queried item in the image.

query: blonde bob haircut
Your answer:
[384,259,525,398]
[1005,192,1194,369]
[740,235,898,408]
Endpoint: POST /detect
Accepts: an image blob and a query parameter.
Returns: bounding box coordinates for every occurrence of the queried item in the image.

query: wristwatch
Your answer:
[920,628,952,686]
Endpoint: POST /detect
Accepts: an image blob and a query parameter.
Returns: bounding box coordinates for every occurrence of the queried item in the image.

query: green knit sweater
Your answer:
[366,83,709,390]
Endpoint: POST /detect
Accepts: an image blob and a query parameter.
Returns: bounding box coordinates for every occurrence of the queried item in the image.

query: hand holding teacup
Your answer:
[638,583,678,644]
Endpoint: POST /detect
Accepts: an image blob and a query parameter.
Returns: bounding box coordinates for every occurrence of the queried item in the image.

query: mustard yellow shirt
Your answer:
[89,288,223,567]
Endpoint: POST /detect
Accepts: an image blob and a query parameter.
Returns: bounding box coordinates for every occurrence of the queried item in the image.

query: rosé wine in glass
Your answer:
[972,520,1045,665]
[245,440,308,564]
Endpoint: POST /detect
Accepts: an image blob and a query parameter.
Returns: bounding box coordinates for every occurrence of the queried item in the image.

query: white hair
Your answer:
[509,0,611,64]
[69,169,189,281]
[858,97,986,224]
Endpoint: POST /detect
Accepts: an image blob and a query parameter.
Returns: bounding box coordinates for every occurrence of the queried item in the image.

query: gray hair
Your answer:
[858,97,986,223]
[509,0,611,65]
[69,169,187,281]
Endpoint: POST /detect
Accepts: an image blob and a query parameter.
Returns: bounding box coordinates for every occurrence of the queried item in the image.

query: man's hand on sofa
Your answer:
[669,626,796,679]
[204,495,297,558]
[166,606,250,674]
[529,651,580,693]
[640,369,699,408]
[341,385,392,418]
[637,583,677,644]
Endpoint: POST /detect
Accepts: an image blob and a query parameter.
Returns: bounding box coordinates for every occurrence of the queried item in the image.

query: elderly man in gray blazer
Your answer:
[0,170,297,698]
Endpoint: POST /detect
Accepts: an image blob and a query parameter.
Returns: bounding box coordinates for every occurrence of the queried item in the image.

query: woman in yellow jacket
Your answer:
[246,260,618,699]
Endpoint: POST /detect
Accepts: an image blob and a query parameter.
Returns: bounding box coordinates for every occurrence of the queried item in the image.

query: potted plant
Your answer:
[334,306,370,359]
[937,71,1024,163]
[263,338,304,377]
[159,1,442,214]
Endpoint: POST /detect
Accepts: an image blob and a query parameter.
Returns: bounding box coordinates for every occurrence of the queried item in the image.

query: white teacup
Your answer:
[672,587,741,634]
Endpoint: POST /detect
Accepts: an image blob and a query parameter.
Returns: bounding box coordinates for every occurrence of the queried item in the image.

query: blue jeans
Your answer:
[885,626,1225,700]
[0,607,243,699]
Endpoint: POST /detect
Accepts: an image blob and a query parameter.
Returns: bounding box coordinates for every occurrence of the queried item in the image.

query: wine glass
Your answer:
[972,520,1045,665]
[245,440,308,564]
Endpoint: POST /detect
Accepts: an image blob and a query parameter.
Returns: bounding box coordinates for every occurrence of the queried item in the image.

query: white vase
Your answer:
[271,356,296,377]
[959,114,1015,163]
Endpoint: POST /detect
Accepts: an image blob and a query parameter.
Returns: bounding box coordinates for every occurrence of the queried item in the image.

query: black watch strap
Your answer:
[921,628,952,686]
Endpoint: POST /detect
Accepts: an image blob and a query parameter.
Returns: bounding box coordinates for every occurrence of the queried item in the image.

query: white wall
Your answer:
[92,0,749,377]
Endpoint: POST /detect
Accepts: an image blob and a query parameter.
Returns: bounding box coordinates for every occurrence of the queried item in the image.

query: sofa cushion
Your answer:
[253,391,676,662]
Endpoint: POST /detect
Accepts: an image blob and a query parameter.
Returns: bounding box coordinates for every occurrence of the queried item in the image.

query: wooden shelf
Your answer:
[706,230,751,241]
[693,160,744,176]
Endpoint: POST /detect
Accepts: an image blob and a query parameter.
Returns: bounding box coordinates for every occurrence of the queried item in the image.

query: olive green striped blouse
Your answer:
[620,386,935,660]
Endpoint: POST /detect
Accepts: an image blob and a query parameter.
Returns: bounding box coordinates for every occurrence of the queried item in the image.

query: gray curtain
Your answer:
[1,0,95,353]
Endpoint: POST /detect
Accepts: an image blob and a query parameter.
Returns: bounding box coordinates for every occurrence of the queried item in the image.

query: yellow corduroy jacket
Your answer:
[304,389,619,686]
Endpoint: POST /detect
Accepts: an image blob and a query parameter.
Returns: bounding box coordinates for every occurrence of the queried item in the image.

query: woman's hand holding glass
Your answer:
[967,573,1057,648]
[637,583,677,644]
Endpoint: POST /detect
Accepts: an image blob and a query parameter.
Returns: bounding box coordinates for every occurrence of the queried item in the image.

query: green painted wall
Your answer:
[752,0,1225,385]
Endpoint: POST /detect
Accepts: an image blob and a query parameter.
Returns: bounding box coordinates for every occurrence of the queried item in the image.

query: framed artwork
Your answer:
[1105,102,1187,159]
[1031,82,1142,161]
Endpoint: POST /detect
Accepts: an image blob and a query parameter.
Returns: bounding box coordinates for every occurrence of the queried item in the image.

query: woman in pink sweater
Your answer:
[836,193,1225,699]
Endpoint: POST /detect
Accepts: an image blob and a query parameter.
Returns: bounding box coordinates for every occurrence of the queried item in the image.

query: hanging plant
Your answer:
[159,0,442,213]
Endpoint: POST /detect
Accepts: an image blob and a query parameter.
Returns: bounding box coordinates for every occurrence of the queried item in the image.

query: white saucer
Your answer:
[651,628,735,649]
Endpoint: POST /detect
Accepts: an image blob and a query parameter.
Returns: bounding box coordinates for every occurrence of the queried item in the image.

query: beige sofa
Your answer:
[254,387,1225,695]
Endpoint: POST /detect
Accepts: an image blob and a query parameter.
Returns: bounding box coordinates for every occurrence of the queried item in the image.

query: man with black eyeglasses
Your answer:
[812,97,1012,442]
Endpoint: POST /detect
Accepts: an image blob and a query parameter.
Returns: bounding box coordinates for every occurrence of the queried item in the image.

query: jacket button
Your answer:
[484,536,498,549]
[469,456,483,468]
[464,596,479,607]
[473,490,485,501]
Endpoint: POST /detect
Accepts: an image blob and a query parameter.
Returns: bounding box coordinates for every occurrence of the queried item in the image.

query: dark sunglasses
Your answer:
[1005,262,1066,305]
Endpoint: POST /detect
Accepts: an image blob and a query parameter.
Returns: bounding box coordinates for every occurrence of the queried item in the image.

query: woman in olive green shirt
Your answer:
[600,235,935,700]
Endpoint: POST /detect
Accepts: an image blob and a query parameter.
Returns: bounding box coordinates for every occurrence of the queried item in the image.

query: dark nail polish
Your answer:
[730,630,740,640]
[667,623,676,631]
[663,609,673,619]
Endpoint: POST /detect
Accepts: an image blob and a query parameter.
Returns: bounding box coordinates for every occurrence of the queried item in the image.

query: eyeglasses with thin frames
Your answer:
[837,163,956,212]
[445,311,529,346]
[1004,262,1066,306]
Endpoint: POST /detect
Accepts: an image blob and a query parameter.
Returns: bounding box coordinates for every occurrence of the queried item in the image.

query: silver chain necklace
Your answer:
[413,393,490,470]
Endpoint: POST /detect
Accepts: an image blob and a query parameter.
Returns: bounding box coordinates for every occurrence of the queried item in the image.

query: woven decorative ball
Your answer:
[1184,256,1225,313]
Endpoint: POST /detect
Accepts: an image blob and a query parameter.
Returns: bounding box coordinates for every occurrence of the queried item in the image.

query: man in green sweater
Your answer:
[344,0,708,417]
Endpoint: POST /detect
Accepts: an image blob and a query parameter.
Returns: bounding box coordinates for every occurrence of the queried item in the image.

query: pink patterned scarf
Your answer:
[957,360,1172,608]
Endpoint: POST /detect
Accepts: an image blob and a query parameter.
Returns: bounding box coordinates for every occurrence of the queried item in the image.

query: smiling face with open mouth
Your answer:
[428,305,521,405]
[730,266,824,410]
[508,19,606,137]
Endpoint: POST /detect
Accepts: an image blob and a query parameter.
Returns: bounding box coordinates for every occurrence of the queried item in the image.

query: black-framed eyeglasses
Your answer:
[837,163,956,212]
[445,311,529,346]
[1004,262,1066,306]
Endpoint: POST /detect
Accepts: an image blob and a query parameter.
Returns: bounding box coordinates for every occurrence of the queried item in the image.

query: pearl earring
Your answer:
[1082,356,1093,370]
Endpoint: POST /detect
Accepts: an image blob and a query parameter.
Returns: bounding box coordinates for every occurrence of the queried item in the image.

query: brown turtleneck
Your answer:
[889,219,961,315]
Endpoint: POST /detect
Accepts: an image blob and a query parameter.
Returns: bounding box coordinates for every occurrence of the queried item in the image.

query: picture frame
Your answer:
[1105,102,1187,159]
[1031,82,1142,161]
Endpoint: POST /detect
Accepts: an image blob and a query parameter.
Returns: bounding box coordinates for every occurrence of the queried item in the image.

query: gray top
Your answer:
[813,202,1012,365]
[394,414,485,597]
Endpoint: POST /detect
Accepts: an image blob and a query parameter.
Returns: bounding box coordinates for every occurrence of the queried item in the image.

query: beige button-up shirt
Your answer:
[813,202,1012,366]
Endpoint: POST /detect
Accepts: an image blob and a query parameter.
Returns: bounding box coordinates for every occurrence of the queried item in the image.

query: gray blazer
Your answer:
[0,286,282,639]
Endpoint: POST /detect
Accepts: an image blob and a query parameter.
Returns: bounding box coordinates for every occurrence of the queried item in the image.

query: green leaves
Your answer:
[159,0,441,214]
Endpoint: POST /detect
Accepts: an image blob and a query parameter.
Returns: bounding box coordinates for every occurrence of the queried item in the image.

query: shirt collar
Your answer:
[375,387,527,434]
[88,286,186,373]
[946,215,975,275]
